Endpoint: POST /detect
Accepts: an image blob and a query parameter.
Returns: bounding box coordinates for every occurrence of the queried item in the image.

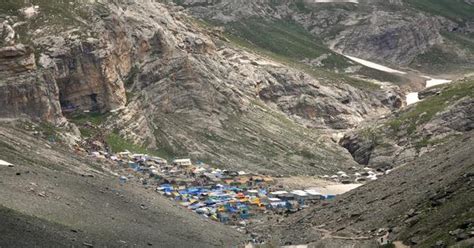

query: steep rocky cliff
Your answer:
[1,2,131,122]
[0,44,64,124]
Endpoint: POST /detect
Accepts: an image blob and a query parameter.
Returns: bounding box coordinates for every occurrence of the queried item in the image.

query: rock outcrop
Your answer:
[0,44,64,124]
[33,9,131,114]
[0,2,131,123]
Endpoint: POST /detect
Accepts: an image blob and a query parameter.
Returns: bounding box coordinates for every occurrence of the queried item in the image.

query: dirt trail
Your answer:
[393,241,410,248]
[313,228,371,240]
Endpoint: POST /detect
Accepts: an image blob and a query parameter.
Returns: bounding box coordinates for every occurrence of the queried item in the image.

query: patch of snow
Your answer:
[308,184,362,195]
[425,78,452,88]
[344,55,407,74]
[405,77,452,106]
[0,159,13,166]
[254,60,280,67]
[406,92,420,105]
[110,106,126,113]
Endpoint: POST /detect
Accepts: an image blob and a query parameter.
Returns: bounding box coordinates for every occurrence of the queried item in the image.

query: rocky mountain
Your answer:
[0,0,402,175]
[0,0,473,247]
[172,0,474,74]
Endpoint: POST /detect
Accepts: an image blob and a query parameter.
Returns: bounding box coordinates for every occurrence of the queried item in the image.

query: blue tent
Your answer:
[187,187,208,196]
[128,162,139,169]
[229,187,242,192]
[189,202,206,210]
[324,194,336,200]
[159,184,174,192]
[205,199,217,206]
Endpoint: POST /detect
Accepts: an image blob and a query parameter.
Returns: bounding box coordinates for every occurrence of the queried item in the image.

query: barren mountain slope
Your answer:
[255,132,473,248]
[0,122,244,247]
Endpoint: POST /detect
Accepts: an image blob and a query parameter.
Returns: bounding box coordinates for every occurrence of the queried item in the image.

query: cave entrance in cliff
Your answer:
[89,93,99,112]
[59,90,78,114]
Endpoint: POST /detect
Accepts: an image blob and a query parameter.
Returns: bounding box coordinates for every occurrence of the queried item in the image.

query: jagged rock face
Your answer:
[0,2,130,122]
[257,69,396,129]
[0,21,16,46]
[174,0,457,66]
[330,12,446,65]
[34,15,131,113]
[339,133,374,165]
[0,45,64,123]
[424,97,474,133]
[0,45,36,73]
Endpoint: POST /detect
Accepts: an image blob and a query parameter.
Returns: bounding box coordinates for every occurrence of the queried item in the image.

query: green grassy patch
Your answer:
[225,18,350,69]
[409,45,462,73]
[414,135,458,152]
[105,133,174,159]
[361,127,383,146]
[442,31,474,53]
[105,133,149,154]
[68,112,109,139]
[68,112,109,126]
[406,0,474,22]
[290,0,312,13]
